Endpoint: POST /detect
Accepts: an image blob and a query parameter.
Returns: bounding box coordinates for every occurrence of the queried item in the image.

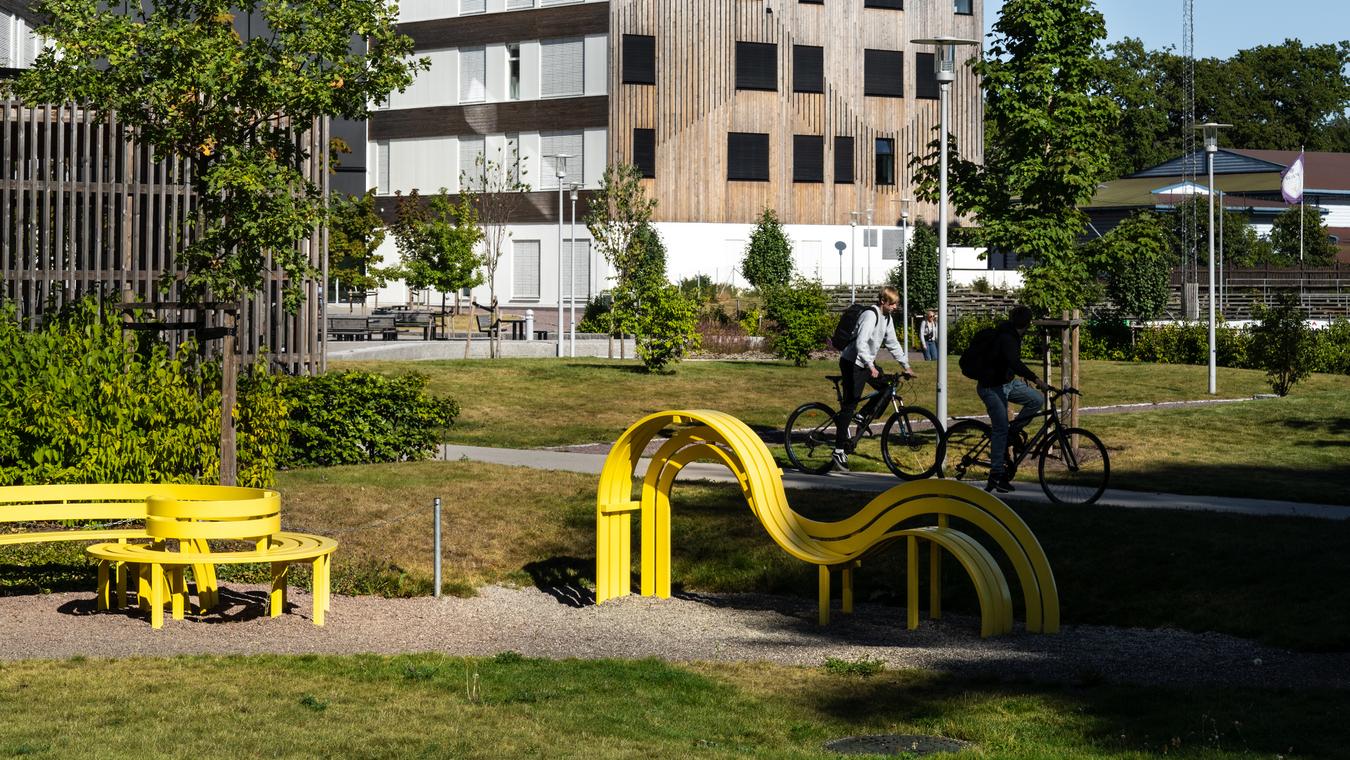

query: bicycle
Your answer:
[943,386,1110,506]
[784,372,945,479]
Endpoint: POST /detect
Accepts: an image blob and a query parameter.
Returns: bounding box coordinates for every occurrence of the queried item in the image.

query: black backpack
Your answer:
[829,304,876,350]
[958,327,999,381]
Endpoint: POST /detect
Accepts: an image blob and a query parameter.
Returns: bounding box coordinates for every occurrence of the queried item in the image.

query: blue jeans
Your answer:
[923,339,938,360]
[976,379,1043,478]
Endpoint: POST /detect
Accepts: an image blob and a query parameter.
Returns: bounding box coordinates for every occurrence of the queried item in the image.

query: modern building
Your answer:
[367,0,985,322]
[1084,149,1350,263]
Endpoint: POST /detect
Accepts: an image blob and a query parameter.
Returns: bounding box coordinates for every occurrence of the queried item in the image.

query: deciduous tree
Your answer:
[741,208,795,292]
[328,189,391,311]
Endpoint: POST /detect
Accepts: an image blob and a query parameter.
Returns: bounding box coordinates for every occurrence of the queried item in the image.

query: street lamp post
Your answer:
[549,154,571,358]
[865,207,874,286]
[848,212,861,303]
[569,182,579,358]
[892,196,913,355]
[912,36,979,426]
[1197,122,1230,396]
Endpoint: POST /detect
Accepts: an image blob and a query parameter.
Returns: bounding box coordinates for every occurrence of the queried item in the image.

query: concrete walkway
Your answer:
[439,443,1350,521]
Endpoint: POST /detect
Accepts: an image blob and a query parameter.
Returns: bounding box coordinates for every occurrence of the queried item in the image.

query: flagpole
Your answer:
[1299,145,1304,264]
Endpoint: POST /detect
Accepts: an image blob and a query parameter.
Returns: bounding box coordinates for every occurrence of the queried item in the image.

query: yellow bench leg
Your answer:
[116,562,128,609]
[841,564,854,615]
[907,536,920,630]
[270,562,288,618]
[150,563,165,629]
[96,561,110,611]
[170,568,187,620]
[817,565,830,625]
[929,541,943,620]
[311,558,325,626]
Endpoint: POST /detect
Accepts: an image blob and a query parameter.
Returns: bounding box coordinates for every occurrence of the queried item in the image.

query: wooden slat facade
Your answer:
[0,99,327,374]
[609,0,983,226]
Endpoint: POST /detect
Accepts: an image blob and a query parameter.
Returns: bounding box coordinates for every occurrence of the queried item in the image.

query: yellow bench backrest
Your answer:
[146,490,282,541]
[0,483,279,530]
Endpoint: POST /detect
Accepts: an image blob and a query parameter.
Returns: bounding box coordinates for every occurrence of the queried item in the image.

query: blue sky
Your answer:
[982,0,1349,59]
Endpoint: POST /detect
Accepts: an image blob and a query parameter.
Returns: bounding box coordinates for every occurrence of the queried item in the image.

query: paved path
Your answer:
[439,443,1350,520]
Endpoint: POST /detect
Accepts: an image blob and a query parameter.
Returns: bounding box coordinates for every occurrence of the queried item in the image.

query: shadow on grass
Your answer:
[521,556,595,607]
[1105,459,1350,506]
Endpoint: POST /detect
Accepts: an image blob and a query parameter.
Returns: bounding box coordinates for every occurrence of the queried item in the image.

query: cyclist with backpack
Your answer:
[961,305,1049,493]
[832,286,914,472]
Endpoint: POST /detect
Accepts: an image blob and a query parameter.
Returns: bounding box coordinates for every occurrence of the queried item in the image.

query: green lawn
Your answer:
[0,654,1343,759]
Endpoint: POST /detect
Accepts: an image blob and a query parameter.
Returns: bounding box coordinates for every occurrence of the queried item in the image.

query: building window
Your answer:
[864,49,903,97]
[459,47,486,103]
[460,0,486,13]
[541,131,584,189]
[864,0,903,8]
[955,0,974,15]
[875,138,895,186]
[622,34,656,85]
[834,136,854,184]
[459,136,485,191]
[916,52,939,100]
[633,128,656,178]
[563,239,592,301]
[506,0,534,8]
[513,240,541,300]
[793,135,823,183]
[507,44,521,100]
[792,45,823,94]
[376,141,390,195]
[541,37,584,98]
[727,132,770,181]
[735,41,777,91]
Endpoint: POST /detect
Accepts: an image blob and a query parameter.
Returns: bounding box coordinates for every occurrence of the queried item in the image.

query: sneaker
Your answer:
[985,474,1015,493]
[831,449,850,473]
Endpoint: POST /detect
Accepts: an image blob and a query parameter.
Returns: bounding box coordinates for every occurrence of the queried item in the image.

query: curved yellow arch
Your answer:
[596,410,1060,636]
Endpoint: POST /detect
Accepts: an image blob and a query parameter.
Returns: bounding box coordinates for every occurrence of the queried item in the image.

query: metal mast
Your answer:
[1181,0,1198,288]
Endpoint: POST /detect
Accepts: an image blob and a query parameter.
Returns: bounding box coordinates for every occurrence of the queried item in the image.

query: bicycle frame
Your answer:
[833,375,906,448]
[969,389,1082,472]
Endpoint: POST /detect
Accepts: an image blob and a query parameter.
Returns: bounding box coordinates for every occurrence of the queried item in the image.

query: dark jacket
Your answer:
[976,321,1037,388]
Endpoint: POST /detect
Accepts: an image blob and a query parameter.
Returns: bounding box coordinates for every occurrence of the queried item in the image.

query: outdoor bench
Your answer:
[327,315,369,341]
[0,483,155,549]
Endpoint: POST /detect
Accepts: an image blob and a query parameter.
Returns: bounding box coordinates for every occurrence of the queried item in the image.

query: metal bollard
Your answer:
[433,497,442,598]
[524,309,535,341]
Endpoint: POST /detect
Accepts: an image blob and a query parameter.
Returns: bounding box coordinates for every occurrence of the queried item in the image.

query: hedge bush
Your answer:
[281,371,459,466]
[766,279,831,366]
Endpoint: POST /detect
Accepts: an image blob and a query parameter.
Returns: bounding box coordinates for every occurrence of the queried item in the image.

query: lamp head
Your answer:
[911,36,979,83]
[552,153,571,179]
[569,183,579,201]
[1195,122,1231,153]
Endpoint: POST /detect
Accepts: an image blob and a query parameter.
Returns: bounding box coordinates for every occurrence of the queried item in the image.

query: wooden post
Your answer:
[219,306,238,487]
[1060,311,1071,415]
[1070,309,1081,429]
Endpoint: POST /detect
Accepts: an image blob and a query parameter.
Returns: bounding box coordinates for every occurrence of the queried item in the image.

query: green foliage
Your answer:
[281,371,459,466]
[328,189,390,309]
[764,279,831,366]
[468,141,532,310]
[0,299,282,486]
[13,0,424,310]
[1250,292,1317,396]
[914,0,1118,314]
[235,359,289,489]
[1086,211,1171,320]
[634,286,701,373]
[741,209,795,291]
[390,190,485,311]
[1313,318,1350,375]
[1164,196,1274,269]
[887,222,943,313]
[575,294,613,335]
[586,163,658,336]
[1268,204,1339,266]
[821,657,885,678]
[1132,320,1249,368]
[611,223,670,341]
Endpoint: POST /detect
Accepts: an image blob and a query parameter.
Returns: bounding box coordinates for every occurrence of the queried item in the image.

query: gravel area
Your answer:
[2,584,1347,689]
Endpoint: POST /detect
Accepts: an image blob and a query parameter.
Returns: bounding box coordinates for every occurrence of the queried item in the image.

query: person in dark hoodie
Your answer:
[975,305,1049,493]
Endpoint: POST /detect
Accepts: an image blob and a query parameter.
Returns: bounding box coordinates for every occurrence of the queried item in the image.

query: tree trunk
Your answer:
[219,307,238,487]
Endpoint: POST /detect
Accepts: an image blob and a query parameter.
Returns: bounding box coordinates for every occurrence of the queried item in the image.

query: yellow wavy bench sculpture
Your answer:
[86,491,336,629]
[596,410,1059,637]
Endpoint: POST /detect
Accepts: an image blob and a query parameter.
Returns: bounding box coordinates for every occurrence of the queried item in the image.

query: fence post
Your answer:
[433,497,442,598]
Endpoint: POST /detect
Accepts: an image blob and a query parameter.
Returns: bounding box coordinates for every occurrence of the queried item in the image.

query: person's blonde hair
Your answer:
[877,286,900,306]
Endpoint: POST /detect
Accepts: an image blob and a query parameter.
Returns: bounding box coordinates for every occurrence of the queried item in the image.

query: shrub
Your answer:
[282,371,459,466]
[576,294,613,334]
[765,279,831,366]
[696,318,752,355]
[1250,292,1317,396]
[1313,318,1350,375]
[1132,320,1250,368]
[634,284,701,372]
[741,208,794,291]
[947,313,1001,357]
[0,298,283,486]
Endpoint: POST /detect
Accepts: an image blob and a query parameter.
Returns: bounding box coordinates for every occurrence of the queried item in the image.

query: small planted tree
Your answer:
[741,208,795,292]
[328,189,391,311]
[1250,291,1317,396]
[586,163,657,356]
[888,222,944,314]
[1087,211,1170,320]
[390,190,485,356]
[766,278,831,366]
[468,142,531,357]
[1269,204,1339,266]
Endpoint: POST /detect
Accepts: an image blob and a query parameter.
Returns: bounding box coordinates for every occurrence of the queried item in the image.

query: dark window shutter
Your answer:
[735,41,777,91]
[727,132,770,181]
[622,35,656,85]
[633,128,656,178]
[864,49,903,98]
[864,0,903,8]
[798,0,823,4]
[955,0,974,15]
[793,135,823,183]
[792,45,823,93]
[875,138,895,186]
[916,52,939,99]
[834,136,855,184]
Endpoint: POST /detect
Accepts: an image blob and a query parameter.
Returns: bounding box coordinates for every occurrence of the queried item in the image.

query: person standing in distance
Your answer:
[921,309,939,360]
[974,305,1050,493]
[833,286,914,472]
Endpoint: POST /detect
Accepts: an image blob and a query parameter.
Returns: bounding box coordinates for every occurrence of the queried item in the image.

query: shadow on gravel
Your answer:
[521,556,595,608]
[55,585,277,624]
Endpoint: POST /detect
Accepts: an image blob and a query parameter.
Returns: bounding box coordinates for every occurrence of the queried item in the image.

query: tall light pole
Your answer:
[848,211,861,303]
[913,36,979,426]
[892,196,913,355]
[865,207,874,285]
[549,154,571,358]
[568,182,579,358]
[1197,122,1229,395]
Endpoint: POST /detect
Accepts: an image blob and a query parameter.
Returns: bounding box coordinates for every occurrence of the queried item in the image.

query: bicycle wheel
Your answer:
[943,419,992,483]
[1038,426,1110,506]
[880,407,945,480]
[784,402,839,475]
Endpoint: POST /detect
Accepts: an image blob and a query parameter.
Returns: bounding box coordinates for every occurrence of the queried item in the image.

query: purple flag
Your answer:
[1281,151,1305,204]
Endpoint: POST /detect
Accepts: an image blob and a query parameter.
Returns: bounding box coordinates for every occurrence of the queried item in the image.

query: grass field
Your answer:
[335,357,1350,504]
[0,654,1343,759]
